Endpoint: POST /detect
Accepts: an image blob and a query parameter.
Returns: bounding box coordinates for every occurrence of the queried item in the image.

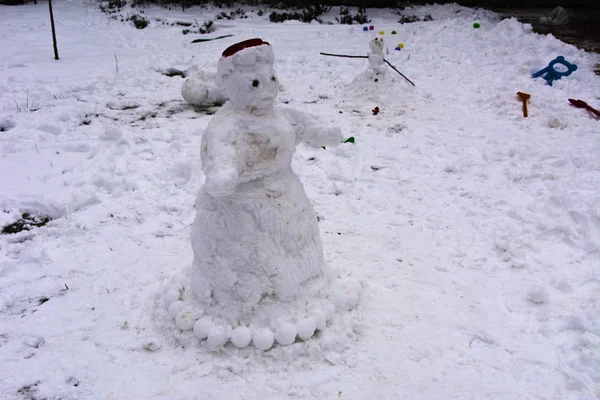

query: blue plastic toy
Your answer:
[532,56,577,86]
[363,26,368,31]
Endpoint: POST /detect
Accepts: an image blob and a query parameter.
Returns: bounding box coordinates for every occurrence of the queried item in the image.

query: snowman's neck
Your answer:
[232,104,274,116]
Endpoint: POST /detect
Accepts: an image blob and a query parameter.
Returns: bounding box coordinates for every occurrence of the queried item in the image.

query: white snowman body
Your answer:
[367,36,386,74]
[190,40,341,324]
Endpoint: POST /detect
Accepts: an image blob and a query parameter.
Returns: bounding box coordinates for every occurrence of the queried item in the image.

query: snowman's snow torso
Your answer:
[191,104,325,322]
[231,109,296,182]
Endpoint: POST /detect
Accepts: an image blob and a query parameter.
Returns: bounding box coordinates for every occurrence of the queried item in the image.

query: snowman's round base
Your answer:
[160,266,361,351]
[348,69,404,104]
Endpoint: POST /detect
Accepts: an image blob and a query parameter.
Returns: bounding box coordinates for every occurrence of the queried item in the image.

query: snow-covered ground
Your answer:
[1,2,599,399]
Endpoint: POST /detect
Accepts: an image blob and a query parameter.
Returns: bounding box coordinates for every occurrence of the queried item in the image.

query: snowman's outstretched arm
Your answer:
[284,108,342,148]
[202,134,240,197]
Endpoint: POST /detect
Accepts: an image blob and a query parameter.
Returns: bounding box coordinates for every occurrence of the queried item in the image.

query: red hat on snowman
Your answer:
[218,38,274,77]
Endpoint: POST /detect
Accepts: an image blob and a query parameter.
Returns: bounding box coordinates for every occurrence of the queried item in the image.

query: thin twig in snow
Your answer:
[319,52,368,59]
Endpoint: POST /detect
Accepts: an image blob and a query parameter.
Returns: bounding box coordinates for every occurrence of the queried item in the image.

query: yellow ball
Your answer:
[398,43,404,49]
[378,30,385,35]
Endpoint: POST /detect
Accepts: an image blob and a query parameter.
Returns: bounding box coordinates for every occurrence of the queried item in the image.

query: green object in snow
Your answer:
[473,22,481,28]
[343,137,355,144]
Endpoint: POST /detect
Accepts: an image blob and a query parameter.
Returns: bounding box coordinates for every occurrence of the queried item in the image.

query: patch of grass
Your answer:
[139,112,157,121]
[336,6,369,25]
[216,8,247,20]
[16,380,41,399]
[99,0,125,15]
[270,4,331,24]
[183,20,215,35]
[396,11,433,23]
[2,213,51,235]
[129,14,149,29]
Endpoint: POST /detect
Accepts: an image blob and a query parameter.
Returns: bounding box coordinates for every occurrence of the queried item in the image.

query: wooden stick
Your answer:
[383,59,416,87]
[48,0,59,60]
[319,52,416,86]
[319,52,368,59]
[517,92,530,117]
[569,98,600,118]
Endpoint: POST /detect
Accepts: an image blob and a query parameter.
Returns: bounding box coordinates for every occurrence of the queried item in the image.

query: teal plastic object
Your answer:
[532,56,578,86]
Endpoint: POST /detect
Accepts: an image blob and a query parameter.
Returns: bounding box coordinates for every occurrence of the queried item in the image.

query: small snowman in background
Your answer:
[163,38,360,351]
[181,65,228,107]
[348,36,405,104]
[367,36,386,79]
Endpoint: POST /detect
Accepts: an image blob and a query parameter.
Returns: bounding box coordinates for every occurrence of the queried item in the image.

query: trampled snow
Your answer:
[1,2,599,399]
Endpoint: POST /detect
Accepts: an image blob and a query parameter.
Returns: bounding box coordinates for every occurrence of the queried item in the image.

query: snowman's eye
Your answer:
[252,79,260,87]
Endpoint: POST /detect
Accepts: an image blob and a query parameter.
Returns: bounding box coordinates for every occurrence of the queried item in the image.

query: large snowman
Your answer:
[163,39,360,350]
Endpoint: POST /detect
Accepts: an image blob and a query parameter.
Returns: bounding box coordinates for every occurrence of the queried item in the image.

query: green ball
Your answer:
[391,30,397,34]
[473,22,480,28]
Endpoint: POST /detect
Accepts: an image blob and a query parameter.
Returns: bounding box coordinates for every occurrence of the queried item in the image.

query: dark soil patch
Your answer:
[2,213,51,235]
[162,68,186,78]
[0,118,16,132]
[16,380,42,400]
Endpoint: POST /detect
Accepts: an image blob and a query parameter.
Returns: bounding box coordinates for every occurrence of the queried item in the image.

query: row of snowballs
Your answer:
[163,272,360,350]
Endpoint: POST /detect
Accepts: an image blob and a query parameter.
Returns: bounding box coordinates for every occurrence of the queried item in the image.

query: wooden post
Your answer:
[48,0,59,60]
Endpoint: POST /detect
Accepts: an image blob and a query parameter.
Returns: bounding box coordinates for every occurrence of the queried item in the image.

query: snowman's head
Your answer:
[218,38,279,112]
[369,37,384,54]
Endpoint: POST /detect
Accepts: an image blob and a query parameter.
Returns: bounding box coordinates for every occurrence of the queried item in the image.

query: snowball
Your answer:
[167,300,185,318]
[163,283,177,295]
[253,328,275,351]
[275,322,297,346]
[175,311,198,331]
[231,326,252,348]
[164,289,181,307]
[324,302,335,321]
[526,286,549,304]
[548,116,568,129]
[193,317,214,339]
[23,336,45,349]
[346,289,360,309]
[331,290,347,310]
[171,273,188,287]
[296,318,317,341]
[143,338,161,351]
[565,316,585,332]
[309,309,326,330]
[38,124,61,135]
[102,126,123,140]
[207,326,229,348]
